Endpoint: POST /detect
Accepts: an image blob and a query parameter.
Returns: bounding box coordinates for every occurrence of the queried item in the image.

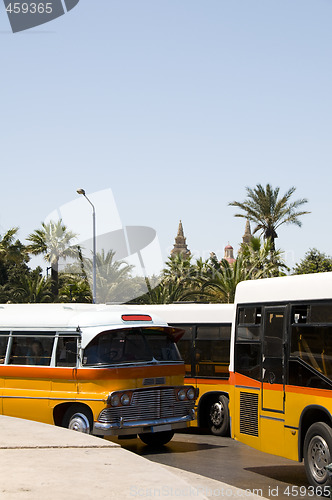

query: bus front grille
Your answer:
[98,387,193,424]
[239,392,259,437]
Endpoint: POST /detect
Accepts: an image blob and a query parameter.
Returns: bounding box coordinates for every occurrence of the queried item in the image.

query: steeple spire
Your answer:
[171,220,191,257]
[242,219,252,245]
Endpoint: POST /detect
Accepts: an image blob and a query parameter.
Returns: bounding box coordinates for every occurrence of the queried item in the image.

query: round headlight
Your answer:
[178,389,186,401]
[121,393,130,406]
[110,394,120,407]
[187,388,195,400]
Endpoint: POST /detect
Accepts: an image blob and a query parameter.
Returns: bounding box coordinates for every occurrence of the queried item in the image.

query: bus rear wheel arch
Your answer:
[62,404,93,434]
[304,422,332,488]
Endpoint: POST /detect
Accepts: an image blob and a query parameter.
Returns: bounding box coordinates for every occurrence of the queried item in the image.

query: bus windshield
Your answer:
[83,328,182,365]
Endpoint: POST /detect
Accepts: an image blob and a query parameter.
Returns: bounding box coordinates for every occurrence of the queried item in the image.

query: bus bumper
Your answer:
[93,410,195,436]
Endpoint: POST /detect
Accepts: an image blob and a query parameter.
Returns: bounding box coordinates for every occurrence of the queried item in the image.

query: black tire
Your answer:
[208,395,230,436]
[62,404,93,434]
[139,430,174,447]
[304,422,332,488]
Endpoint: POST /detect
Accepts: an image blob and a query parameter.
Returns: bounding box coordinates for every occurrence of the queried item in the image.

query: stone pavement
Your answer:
[0,416,265,500]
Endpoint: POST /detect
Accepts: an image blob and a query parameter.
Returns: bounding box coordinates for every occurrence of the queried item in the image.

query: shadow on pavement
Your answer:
[114,438,226,455]
[245,464,309,487]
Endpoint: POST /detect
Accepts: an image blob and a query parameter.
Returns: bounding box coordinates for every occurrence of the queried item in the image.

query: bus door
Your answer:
[262,307,286,413]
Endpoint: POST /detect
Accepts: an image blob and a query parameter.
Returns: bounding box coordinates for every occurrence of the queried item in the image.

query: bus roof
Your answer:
[235,272,332,305]
[0,304,169,348]
[128,303,234,323]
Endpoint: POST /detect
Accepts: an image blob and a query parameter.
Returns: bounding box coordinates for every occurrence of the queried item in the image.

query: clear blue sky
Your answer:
[0,0,331,274]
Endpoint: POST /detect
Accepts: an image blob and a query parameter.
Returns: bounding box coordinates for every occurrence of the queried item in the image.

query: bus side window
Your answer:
[56,337,78,367]
[9,336,54,366]
[27,337,54,365]
[8,339,24,364]
[196,326,230,378]
[235,343,261,381]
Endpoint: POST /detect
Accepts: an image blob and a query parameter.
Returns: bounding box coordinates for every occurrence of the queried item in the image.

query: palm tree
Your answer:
[240,236,289,277]
[137,281,190,304]
[13,274,52,303]
[135,255,210,305]
[196,248,287,303]
[199,255,251,303]
[58,275,92,303]
[0,227,27,263]
[26,220,78,296]
[229,184,310,249]
[83,249,136,303]
[0,228,31,300]
[162,253,193,282]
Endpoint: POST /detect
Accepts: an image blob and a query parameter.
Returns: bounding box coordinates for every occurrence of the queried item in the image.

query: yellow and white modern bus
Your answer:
[0,303,197,446]
[230,272,332,489]
[131,303,234,436]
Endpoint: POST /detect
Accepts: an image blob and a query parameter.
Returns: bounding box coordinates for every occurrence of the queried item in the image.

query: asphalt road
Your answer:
[111,430,326,500]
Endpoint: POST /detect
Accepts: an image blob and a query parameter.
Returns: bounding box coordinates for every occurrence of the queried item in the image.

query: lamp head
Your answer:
[77,188,86,195]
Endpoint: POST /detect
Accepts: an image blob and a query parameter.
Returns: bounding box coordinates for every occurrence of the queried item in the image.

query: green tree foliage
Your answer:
[199,255,248,303]
[136,280,191,304]
[136,254,205,304]
[13,274,52,303]
[26,220,78,296]
[0,228,32,303]
[83,249,141,303]
[140,239,290,305]
[293,248,332,275]
[240,236,289,277]
[0,228,29,284]
[58,274,92,303]
[229,184,310,249]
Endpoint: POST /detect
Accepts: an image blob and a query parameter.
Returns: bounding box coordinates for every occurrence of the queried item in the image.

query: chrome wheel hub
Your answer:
[210,402,224,426]
[68,413,90,433]
[308,436,330,483]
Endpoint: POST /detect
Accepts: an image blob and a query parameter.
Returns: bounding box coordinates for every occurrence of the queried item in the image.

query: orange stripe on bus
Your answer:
[229,372,261,388]
[77,364,184,380]
[285,384,332,398]
[193,378,230,386]
[0,364,184,380]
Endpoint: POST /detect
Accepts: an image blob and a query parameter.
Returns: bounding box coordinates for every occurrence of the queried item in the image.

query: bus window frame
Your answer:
[288,300,332,388]
[169,322,231,380]
[0,330,81,367]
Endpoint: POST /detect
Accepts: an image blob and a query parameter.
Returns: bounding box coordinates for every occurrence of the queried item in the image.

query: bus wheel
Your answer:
[139,430,174,447]
[63,405,92,434]
[304,422,332,488]
[208,395,230,436]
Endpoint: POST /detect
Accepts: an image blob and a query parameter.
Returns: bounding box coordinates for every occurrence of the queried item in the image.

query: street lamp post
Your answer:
[77,188,96,304]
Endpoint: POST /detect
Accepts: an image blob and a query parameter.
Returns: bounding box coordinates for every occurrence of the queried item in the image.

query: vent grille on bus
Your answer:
[98,388,193,424]
[143,377,166,386]
[239,392,259,437]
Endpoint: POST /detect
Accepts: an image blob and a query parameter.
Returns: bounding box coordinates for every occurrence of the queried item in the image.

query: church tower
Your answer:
[224,244,235,264]
[171,220,191,257]
[242,219,252,245]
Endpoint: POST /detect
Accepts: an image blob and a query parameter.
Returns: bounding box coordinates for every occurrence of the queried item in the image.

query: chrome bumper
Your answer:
[93,409,195,436]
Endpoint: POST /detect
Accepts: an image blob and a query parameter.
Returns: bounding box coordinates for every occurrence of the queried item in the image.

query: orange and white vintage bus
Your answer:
[230,272,332,490]
[0,303,197,446]
[131,303,234,436]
